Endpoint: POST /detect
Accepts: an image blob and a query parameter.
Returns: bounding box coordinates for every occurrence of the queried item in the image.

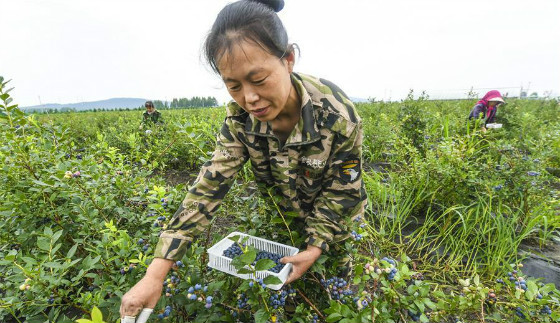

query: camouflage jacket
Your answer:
[154,73,367,260]
[142,110,163,124]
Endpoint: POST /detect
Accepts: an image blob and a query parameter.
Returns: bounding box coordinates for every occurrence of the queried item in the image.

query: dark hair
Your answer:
[204,0,290,74]
[145,101,154,108]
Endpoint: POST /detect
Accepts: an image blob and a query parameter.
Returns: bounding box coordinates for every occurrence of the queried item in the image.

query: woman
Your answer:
[468,90,505,127]
[141,101,163,125]
[120,0,366,318]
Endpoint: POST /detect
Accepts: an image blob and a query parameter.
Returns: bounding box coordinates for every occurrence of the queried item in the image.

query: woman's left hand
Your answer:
[280,245,322,284]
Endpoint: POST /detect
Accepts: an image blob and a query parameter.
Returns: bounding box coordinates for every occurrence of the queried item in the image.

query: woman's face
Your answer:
[488,101,498,107]
[218,41,295,122]
[145,105,155,113]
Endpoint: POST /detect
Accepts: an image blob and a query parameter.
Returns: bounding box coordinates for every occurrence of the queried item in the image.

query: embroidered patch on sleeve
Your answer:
[340,157,361,183]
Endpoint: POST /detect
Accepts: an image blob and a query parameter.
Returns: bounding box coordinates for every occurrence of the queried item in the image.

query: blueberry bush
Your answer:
[1,76,559,322]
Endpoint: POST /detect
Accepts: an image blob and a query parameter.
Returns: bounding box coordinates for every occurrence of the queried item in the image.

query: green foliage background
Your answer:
[1,78,559,322]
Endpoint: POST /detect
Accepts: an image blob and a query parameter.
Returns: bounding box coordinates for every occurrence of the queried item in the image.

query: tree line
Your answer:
[151,96,220,109]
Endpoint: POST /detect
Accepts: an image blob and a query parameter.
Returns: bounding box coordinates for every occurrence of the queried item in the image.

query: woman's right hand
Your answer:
[120,258,174,318]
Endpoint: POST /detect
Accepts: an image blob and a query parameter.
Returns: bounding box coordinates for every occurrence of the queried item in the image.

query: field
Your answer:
[1,78,560,322]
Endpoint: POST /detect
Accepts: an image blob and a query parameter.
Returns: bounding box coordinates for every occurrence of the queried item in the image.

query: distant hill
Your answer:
[22,98,147,112]
[23,96,369,112]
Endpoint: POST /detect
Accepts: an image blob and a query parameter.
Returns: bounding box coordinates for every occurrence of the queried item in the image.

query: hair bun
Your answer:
[250,0,284,12]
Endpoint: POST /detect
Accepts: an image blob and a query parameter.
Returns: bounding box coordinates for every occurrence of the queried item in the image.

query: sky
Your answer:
[2,0,559,107]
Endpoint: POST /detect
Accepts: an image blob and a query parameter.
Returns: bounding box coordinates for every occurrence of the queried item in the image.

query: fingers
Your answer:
[284,267,302,284]
[280,255,293,264]
[120,295,143,318]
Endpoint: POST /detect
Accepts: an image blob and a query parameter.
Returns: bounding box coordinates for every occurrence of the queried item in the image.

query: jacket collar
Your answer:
[244,73,321,146]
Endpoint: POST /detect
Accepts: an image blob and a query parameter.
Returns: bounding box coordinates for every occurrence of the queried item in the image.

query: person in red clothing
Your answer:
[468,90,505,130]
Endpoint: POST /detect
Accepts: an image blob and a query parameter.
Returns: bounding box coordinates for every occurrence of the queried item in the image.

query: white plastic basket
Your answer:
[207,232,299,290]
[486,123,503,129]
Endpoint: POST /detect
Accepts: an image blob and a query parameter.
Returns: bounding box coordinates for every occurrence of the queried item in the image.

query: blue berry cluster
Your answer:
[250,278,268,289]
[255,251,285,273]
[268,289,291,309]
[237,293,251,310]
[507,271,528,291]
[527,171,540,176]
[186,283,211,305]
[381,257,398,280]
[157,305,172,319]
[354,215,367,228]
[204,296,213,309]
[47,294,55,304]
[407,309,421,322]
[163,275,181,297]
[515,306,525,319]
[137,238,150,251]
[161,198,168,208]
[175,260,184,268]
[321,277,353,301]
[153,216,166,228]
[351,230,363,241]
[223,243,244,258]
[120,264,136,275]
[310,314,319,323]
[541,305,552,315]
[353,291,372,310]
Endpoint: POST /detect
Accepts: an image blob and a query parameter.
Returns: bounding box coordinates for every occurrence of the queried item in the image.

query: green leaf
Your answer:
[237,268,252,275]
[255,259,276,271]
[229,236,241,243]
[270,217,285,224]
[527,280,538,295]
[33,180,53,187]
[44,262,64,269]
[254,308,269,323]
[424,299,437,310]
[91,306,104,323]
[66,244,78,259]
[52,230,63,243]
[340,304,354,317]
[44,226,53,236]
[326,313,343,322]
[323,301,341,314]
[37,237,51,251]
[525,289,535,301]
[263,275,282,285]
[231,249,256,269]
[354,264,363,276]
